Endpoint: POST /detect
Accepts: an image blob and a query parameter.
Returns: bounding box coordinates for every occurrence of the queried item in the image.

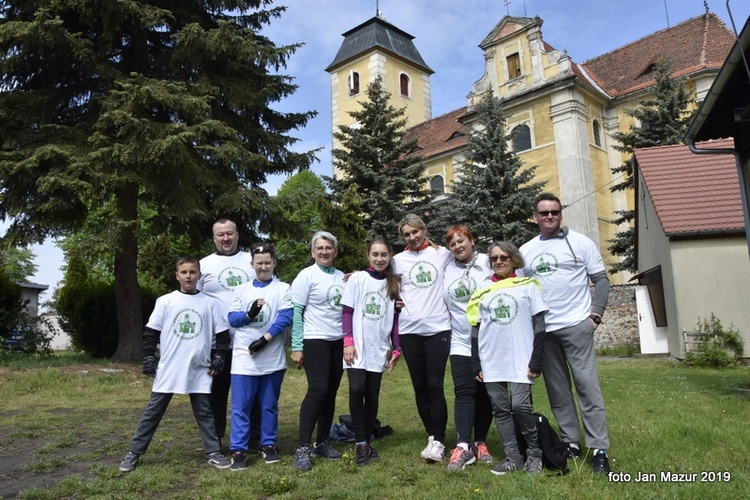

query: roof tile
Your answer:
[634,138,744,234]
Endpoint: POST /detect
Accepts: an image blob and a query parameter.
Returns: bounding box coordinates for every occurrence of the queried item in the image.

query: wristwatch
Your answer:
[589,314,602,325]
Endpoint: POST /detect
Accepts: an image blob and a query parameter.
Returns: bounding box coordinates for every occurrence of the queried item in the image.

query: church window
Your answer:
[593,119,602,147]
[430,175,445,196]
[506,53,521,79]
[511,124,532,152]
[400,73,411,97]
[348,71,360,96]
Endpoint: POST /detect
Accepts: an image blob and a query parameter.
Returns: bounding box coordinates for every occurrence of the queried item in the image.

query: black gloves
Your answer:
[142,355,157,376]
[248,336,269,354]
[209,353,225,374]
[247,299,263,319]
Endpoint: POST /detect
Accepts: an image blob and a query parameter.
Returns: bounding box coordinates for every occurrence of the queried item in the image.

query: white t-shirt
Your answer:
[467,277,547,384]
[199,251,256,347]
[443,253,492,356]
[340,271,396,373]
[519,229,606,331]
[230,279,292,376]
[393,245,451,335]
[146,290,228,394]
[291,264,345,341]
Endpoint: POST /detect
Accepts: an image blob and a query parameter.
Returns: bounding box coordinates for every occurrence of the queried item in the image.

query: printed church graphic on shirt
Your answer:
[179,314,196,334]
[172,308,203,340]
[365,296,381,315]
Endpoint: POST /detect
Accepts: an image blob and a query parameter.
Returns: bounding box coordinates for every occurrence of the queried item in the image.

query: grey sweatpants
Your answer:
[542,318,609,450]
[128,392,221,457]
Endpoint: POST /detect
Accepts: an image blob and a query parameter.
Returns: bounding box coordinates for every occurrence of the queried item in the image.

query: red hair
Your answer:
[444,225,475,246]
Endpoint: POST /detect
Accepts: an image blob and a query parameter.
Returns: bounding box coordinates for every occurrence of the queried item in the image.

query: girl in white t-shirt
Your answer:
[392,214,452,462]
[341,236,401,467]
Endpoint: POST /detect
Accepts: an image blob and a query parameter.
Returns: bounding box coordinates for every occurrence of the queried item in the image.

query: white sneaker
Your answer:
[424,439,445,462]
[420,435,435,459]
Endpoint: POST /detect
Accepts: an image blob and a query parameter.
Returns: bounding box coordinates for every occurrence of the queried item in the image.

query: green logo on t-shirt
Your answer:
[529,253,558,276]
[488,293,519,326]
[327,285,344,311]
[408,261,439,289]
[363,292,387,321]
[171,308,204,340]
[218,267,251,292]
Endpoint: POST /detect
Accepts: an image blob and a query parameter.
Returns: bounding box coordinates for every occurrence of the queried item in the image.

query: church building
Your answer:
[325,12,735,284]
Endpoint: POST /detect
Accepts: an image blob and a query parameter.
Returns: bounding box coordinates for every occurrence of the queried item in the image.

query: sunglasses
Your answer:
[537,210,561,217]
[489,255,511,263]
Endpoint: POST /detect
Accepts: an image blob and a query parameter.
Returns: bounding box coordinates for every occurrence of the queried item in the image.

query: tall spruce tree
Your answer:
[0,1,315,361]
[609,61,693,273]
[433,89,544,247]
[329,77,430,244]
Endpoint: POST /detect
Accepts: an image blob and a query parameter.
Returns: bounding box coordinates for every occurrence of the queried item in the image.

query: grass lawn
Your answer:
[0,352,748,499]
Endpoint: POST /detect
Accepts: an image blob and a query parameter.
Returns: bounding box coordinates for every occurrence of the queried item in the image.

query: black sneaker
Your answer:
[355,443,371,467]
[261,445,281,464]
[566,444,582,459]
[368,444,380,460]
[119,451,139,473]
[294,445,312,472]
[230,451,247,471]
[311,441,342,460]
[592,450,611,474]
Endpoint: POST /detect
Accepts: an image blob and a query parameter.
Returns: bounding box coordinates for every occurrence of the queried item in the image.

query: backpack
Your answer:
[513,411,569,474]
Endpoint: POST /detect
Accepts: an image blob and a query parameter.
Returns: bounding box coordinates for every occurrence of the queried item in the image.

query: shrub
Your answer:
[682,313,743,368]
[56,281,160,358]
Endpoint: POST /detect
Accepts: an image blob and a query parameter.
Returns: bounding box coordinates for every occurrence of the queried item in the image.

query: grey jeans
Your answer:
[485,381,538,455]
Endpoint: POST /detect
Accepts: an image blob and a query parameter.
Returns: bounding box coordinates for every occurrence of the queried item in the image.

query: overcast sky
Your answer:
[12,0,747,307]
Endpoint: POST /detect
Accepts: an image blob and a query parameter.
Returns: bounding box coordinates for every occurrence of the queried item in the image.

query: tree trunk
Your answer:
[111,184,143,363]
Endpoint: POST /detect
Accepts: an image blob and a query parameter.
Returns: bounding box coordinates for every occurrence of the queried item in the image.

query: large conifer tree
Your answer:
[609,60,692,273]
[0,1,315,361]
[432,90,544,247]
[329,77,430,244]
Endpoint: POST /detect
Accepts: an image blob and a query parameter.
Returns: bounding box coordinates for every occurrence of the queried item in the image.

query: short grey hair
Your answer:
[488,240,525,270]
[311,231,338,250]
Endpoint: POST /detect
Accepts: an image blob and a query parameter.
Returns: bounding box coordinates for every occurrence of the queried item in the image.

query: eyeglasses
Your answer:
[489,255,511,263]
[536,210,561,217]
[314,246,335,252]
[252,246,266,254]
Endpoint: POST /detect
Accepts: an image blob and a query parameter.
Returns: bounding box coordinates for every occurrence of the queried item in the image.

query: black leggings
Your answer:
[347,368,383,443]
[400,331,450,443]
[450,354,493,444]
[298,338,344,447]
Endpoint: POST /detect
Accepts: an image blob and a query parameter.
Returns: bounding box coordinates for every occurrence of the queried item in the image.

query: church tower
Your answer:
[325,15,433,159]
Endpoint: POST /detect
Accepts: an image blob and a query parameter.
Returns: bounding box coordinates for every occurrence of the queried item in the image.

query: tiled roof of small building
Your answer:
[634,139,744,234]
[581,13,734,98]
[326,16,433,73]
[403,107,470,158]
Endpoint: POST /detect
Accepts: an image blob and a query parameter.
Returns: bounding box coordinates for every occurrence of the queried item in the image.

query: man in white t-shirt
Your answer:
[199,218,258,449]
[519,193,611,474]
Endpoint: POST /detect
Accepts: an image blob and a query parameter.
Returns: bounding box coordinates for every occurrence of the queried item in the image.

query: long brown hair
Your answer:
[368,236,400,301]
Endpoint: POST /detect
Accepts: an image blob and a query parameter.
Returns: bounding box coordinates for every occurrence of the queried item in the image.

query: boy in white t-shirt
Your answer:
[119,256,231,473]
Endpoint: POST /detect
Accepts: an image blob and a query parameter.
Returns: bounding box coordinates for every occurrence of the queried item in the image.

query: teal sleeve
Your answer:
[292,302,305,351]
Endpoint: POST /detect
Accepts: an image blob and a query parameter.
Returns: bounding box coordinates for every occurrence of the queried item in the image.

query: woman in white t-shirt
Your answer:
[290,231,346,472]
[466,241,548,476]
[442,225,495,472]
[392,214,452,462]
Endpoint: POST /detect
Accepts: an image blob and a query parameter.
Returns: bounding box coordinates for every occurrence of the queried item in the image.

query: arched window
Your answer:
[593,120,602,147]
[400,73,411,97]
[348,71,360,96]
[430,175,445,196]
[511,124,532,152]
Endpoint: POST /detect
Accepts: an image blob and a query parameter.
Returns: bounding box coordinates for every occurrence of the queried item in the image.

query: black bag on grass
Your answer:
[513,411,569,474]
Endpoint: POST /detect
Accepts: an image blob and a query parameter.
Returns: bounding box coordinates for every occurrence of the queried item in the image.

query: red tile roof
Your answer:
[634,139,744,234]
[581,13,734,98]
[404,107,470,157]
